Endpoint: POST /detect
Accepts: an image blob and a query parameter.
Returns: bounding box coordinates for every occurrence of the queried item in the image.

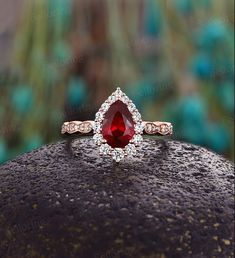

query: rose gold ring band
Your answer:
[61,121,173,136]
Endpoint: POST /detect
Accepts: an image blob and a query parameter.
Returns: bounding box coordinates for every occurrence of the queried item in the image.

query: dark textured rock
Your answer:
[0,138,234,258]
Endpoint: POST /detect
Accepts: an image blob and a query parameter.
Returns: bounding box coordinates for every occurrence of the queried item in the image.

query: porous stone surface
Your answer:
[0,138,234,258]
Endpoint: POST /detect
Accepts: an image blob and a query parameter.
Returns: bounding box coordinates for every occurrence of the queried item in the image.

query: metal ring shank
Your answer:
[61,121,173,136]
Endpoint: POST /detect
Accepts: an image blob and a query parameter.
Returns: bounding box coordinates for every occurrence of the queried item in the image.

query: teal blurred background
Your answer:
[0,0,234,164]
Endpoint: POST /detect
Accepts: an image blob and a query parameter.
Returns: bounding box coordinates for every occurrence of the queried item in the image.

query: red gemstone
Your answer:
[101,100,135,148]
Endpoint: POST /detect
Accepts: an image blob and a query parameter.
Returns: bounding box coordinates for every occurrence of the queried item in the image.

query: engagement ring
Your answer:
[61,88,173,162]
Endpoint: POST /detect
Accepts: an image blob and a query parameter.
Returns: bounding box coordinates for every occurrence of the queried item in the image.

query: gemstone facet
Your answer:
[101,100,135,148]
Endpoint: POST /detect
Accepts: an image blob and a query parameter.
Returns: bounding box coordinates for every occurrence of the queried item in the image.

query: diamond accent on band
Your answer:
[78,122,92,133]
[61,125,66,134]
[69,123,75,132]
[145,122,159,134]
[160,124,169,135]
[93,87,143,161]
[144,122,173,135]
[61,121,93,134]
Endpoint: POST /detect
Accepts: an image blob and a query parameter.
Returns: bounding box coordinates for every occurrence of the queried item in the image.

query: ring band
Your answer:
[61,121,173,136]
[61,87,173,162]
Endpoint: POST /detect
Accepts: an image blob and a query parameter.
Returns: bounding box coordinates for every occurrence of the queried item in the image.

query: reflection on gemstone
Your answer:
[102,100,135,148]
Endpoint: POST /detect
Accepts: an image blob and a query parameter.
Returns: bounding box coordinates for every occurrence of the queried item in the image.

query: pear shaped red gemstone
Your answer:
[101,100,135,148]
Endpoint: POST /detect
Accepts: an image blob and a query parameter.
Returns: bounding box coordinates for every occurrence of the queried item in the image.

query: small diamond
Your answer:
[108,95,116,103]
[93,123,102,133]
[100,102,110,112]
[79,122,92,133]
[132,112,141,123]
[120,94,129,104]
[69,123,75,133]
[128,103,136,112]
[125,144,137,156]
[79,123,85,131]
[135,123,144,134]
[62,125,68,134]
[99,144,111,155]
[93,134,103,145]
[115,87,123,97]
[112,148,125,162]
[131,134,143,145]
[145,123,158,134]
[160,124,169,135]
[95,112,103,122]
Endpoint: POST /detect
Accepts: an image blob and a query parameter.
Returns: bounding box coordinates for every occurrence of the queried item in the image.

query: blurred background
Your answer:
[0,0,234,164]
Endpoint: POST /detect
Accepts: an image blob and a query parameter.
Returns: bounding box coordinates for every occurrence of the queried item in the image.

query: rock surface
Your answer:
[0,138,234,258]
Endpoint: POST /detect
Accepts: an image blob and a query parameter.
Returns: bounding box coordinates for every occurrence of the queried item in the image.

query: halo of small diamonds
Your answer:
[93,87,143,162]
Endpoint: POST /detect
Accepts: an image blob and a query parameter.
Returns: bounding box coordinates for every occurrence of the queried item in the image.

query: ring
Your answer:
[61,88,173,162]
